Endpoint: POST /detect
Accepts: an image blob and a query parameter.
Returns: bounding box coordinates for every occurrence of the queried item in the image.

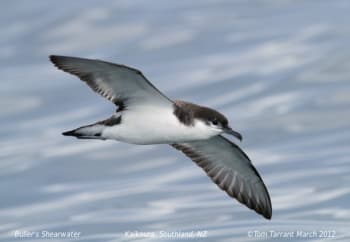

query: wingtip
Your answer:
[245,198,272,220]
[49,55,61,67]
[263,212,272,220]
[49,55,64,65]
[49,54,58,61]
[261,204,272,220]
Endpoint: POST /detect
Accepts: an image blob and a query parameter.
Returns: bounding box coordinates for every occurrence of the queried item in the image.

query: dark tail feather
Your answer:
[62,130,77,136]
[62,115,121,140]
[62,125,106,140]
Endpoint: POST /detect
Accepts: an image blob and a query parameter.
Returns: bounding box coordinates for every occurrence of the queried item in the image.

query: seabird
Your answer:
[50,55,272,219]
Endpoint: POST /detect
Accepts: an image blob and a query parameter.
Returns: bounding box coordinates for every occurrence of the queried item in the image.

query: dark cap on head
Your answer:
[173,100,228,127]
[173,100,242,141]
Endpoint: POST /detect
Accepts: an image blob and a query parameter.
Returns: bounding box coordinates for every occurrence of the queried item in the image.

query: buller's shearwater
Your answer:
[50,55,272,219]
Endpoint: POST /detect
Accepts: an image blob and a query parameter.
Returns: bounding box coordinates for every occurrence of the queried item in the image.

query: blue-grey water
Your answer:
[1,1,350,241]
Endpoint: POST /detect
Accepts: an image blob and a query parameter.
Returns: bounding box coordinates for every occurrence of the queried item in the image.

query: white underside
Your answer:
[101,106,221,144]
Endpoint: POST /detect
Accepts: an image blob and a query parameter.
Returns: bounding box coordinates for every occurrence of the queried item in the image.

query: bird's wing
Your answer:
[50,55,173,111]
[171,135,272,219]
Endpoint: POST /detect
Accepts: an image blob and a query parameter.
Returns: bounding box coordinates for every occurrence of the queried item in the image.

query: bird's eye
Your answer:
[212,119,218,125]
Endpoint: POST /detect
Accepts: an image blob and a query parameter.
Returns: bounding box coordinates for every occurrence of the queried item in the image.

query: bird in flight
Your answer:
[50,55,272,219]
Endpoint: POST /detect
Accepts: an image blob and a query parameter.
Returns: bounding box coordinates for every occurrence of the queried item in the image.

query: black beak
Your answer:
[224,127,243,141]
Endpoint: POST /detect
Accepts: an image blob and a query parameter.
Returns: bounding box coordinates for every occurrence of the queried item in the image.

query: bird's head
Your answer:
[195,106,243,141]
[174,100,242,141]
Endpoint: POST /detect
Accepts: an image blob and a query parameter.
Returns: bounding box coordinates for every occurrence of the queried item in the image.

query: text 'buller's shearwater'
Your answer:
[50,55,272,219]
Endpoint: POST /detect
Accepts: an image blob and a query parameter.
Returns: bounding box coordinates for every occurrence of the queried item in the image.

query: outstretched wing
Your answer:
[50,55,173,111]
[171,135,272,219]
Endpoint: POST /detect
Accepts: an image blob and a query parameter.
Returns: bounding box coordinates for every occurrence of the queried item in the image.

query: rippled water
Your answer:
[1,1,350,241]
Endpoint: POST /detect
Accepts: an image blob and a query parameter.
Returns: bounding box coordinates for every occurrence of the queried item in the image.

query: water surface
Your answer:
[1,1,350,241]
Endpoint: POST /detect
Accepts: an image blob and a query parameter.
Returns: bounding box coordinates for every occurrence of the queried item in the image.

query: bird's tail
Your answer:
[63,115,121,140]
[62,123,106,140]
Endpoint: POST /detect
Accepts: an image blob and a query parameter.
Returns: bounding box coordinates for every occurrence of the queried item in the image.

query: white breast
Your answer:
[101,106,221,144]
